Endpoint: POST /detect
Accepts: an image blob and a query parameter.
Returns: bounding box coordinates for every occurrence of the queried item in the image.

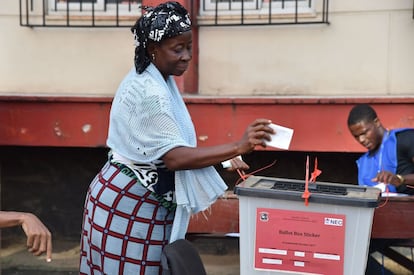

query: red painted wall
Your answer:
[1,96,413,152]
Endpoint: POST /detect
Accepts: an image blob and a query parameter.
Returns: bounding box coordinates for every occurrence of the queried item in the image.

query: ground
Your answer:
[0,236,413,275]
[0,237,240,275]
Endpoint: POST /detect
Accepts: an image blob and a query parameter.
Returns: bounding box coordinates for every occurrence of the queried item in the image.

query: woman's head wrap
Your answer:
[131,1,192,74]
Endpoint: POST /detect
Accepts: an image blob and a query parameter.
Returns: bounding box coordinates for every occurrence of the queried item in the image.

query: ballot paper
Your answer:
[374,182,387,192]
[221,155,242,168]
[266,123,294,150]
[374,182,408,197]
[382,192,408,197]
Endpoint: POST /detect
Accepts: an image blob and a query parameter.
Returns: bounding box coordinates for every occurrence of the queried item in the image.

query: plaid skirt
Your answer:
[79,161,175,275]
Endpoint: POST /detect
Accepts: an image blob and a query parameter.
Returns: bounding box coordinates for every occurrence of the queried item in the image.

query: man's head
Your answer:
[347,104,385,152]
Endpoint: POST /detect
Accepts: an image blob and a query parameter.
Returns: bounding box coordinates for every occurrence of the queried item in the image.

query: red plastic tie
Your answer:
[302,155,311,206]
[235,160,277,186]
[309,157,322,183]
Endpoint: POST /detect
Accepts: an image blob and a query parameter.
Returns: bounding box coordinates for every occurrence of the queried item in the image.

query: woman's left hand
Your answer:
[227,156,250,171]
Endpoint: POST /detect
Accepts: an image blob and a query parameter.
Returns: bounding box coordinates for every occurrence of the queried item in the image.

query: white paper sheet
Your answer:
[266,123,294,150]
[374,182,409,197]
[221,155,242,168]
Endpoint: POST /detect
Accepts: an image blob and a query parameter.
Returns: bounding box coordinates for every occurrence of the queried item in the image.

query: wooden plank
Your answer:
[186,97,414,153]
[371,196,414,239]
[0,98,111,147]
[377,246,414,272]
[188,194,414,239]
[1,96,413,151]
[187,191,239,234]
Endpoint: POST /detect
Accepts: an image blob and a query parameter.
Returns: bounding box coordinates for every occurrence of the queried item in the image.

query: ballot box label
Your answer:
[255,208,345,275]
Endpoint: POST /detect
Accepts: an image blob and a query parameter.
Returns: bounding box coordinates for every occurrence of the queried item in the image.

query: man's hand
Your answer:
[20,213,52,261]
[372,170,404,187]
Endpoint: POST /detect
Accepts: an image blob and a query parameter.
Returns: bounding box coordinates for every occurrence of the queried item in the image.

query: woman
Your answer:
[79,2,274,274]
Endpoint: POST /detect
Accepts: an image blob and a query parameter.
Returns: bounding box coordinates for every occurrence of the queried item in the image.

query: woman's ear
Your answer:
[147,42,157,57]
[147,42,158,62]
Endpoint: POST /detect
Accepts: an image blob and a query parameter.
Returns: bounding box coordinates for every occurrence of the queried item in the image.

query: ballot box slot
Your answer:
[270,180,348,195]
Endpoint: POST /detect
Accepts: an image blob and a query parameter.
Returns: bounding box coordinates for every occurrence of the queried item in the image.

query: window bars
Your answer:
[19,0,330,28]
[19,0,142,27]
[198,0,330,26]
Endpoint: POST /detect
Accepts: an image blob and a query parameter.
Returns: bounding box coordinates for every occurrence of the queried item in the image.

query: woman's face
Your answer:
[152,31,192,79]
[348,119,382,152]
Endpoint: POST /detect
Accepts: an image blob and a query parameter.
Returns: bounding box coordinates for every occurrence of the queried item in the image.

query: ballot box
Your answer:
[234,176,381,275]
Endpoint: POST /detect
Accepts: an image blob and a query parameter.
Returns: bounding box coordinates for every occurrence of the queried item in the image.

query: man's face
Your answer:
[348,119,382,152]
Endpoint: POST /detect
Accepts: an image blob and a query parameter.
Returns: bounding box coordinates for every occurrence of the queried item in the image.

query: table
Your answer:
[371,196,414,239]
[370,195,414,272]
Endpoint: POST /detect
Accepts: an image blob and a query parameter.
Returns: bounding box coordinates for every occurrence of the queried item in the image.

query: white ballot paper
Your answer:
[221,155,242,168]
[266,123,294,150]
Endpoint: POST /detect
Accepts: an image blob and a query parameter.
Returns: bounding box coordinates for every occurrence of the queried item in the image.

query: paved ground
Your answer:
[0,237,240,275]
[0,237,412,275]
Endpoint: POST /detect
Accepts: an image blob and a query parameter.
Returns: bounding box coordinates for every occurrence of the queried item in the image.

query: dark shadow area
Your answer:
[0,146,108,243]
[1,147,360,242]
[217,150,360,190]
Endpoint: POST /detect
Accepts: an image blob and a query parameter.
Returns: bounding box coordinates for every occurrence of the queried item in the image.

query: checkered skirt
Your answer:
[79,161,175,275]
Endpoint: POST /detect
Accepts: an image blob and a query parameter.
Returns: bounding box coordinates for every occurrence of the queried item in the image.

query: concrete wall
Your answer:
[0,0,134,96]
[1,0,413,96]
[198,0,414,96]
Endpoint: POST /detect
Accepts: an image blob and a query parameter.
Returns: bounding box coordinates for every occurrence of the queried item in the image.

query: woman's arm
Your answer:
[162,118,274,170]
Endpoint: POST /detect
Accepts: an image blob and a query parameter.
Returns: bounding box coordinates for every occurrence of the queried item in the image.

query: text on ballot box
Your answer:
[255,209,345,274]
[234,176,381,275]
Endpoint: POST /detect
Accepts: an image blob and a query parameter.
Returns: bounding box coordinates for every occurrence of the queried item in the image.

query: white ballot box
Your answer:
[234,176,381,275]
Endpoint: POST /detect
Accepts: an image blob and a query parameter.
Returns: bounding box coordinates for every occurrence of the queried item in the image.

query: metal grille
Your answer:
[19,0,329,28]
[198,0,330,26]
[19,0,142,27]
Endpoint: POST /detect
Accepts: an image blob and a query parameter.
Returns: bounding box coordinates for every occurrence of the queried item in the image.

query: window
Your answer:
[19,0,142,27]
[203,0,261,11]
[198,0,329,26]
[50,0,141,15]
[267,0,314,14]
[52,0,103,12]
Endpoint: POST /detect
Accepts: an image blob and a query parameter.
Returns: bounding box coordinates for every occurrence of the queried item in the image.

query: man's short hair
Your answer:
[347,104,378,126]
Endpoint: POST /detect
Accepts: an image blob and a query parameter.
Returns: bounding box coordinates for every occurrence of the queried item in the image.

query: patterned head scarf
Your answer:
[131,1,192,74]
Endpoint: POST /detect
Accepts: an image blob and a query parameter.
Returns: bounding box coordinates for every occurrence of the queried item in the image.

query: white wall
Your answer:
[1,0,413,96]
[0,0,134,96]
[198,0,414,96]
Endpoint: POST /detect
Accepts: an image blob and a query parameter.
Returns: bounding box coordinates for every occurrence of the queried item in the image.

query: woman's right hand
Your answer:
[237,119,274,154]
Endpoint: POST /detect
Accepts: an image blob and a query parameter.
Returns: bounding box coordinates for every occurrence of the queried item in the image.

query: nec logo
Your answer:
[324,217,343,226]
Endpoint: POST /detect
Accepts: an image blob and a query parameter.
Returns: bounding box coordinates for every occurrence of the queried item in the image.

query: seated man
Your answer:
[347,103,414,194]
[347,103,414,274]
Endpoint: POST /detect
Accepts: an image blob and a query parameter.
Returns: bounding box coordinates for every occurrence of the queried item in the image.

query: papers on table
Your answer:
[374,182,409,197]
